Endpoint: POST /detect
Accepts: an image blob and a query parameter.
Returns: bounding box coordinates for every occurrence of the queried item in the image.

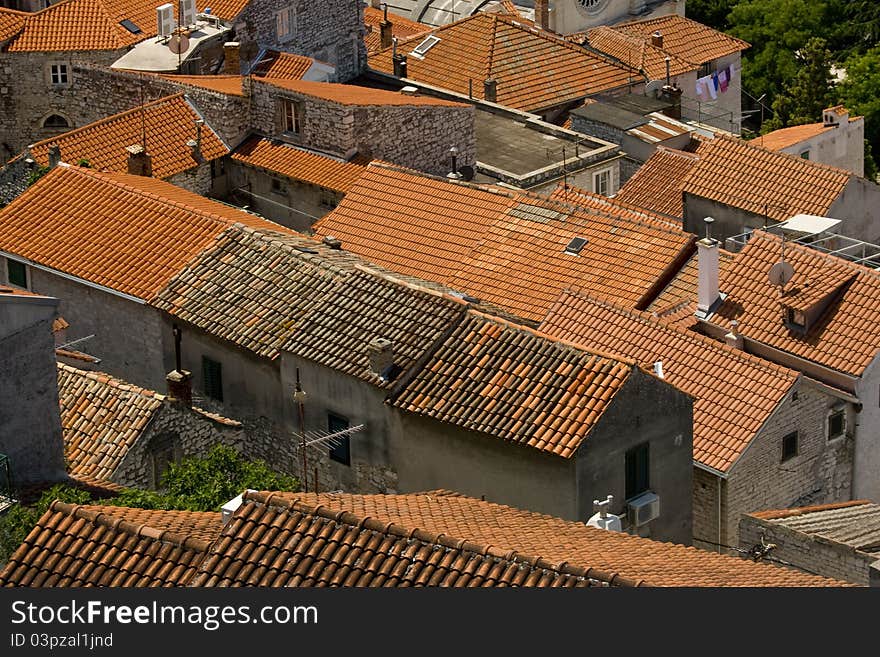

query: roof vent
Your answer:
[410,34,440,59]
[399,85,420,96]
[564,237,587,255]
[585,495,623,532]
[322,235,342,249]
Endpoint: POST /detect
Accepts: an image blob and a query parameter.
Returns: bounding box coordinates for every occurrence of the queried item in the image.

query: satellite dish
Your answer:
[168,33,190,54]
[768,260,795,288]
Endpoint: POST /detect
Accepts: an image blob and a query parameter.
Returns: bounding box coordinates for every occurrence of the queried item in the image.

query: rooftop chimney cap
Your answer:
[322,235,342,249]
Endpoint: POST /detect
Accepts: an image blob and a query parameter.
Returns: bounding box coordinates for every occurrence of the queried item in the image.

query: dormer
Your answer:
[823,106,849,128]
[780,271,856,334]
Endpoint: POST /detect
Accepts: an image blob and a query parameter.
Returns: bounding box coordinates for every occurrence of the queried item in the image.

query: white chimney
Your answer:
[696,217,720,315]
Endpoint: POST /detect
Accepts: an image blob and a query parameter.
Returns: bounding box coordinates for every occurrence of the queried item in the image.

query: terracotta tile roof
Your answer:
[0,7,26,42]
[363,6,429,53]
[748,501,880,555]
[392,310,634,458]
[315,164,693,322]
[750,499,871,521]
[709,231,880,376]
[0,501,214,587]
[368,13,638,112]
[249,51,315,80]
[159,74,245,96]
[191,491,609,587]
[255,78,464,107]
[57,362,163,481]
[286,268,467,387]
[614,14,750,65]
[75,504,222,541]
[152,225,359,360]
[5,0,159,52]
[540,290,798,472]
[615,146,700,218]
[0,166,290,301]
[257,491,847,586]
[193,0,249,21]
[548,182,682,230]
[230,137,366,193]
[752,122,835,152]
[26,94,228,180]
[585,25,696,79]
[53,316,70,333]
[681,135,851,223]
[647,248,735,312]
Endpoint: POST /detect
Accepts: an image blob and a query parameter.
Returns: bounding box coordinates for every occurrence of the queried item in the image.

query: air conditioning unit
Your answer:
[156,3,176,37]
[179,0,197,28]
[627,491,660,526]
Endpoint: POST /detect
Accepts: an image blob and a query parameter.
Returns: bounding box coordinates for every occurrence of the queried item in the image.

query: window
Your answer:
[42,114,70,129]
[786,307,807,330]
[210,158,225,179]
[564,236,587,255]
[698,61,716,78]
[275,7,296,41]
[800,150,810,160]
[319,187,337,209]
[625,442,649,500]
[50,63,69,86]
[828,408,845,440]
[593,168,611,196]
[792,390,799,402]
[280,99,303,135]
[328,412,351,466]
[781,431,798,462]
[271,177,288,195]
[6,260,27,288]
[411,35,440,59]
[147,431,179,488]
[202,356,223,402]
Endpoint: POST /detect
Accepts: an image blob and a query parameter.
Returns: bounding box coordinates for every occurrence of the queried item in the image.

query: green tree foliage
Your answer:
[728,0,826,106]
[685,0,737,30]
[825,0,880,59]
[762,38,836,133]
[25,165,50,187]
[838,45,880,180]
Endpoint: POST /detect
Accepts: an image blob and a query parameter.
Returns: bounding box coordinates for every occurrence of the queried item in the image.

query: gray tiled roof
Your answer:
[285,267,467,387]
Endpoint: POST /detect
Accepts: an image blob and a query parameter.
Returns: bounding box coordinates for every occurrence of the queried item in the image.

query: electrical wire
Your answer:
[696,538,828,578]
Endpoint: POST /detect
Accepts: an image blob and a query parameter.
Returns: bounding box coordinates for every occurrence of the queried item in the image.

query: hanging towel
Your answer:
[695,78,704,96]
[718,68,729,93]
[712,71,720,91]
[705,74,717,99]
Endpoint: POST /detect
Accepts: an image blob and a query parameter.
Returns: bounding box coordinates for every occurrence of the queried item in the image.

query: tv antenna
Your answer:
[768,234,794,294]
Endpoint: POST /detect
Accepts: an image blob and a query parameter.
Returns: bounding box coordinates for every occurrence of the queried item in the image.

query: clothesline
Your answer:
[695,63,736,100]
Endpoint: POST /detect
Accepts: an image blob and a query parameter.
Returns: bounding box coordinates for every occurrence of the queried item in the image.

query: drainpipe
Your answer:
[717,476,723,553]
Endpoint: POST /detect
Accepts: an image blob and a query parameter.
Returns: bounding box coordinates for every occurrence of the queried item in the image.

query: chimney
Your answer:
[392,52,407,78]
[660,82,682,120]
[651,30,663,48]
[125,144,152,177]
[322,235,342,249]
[483,77,497,103]
[47,143,61,168]
[223,41,240,75]
[653,361,664,379]
[166,369,193,407]
[724,320,743,350]
[696,217,720,315]
[366,337,394,377]
[380,3,393,50]
[534,0,550,31]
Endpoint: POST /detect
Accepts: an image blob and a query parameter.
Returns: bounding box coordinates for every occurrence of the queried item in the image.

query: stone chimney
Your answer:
[483,77,497,103]
[392,52,407,77]
[380,3,393,50]
[651,30,663,48]
[166,369,193,408]
[367,337,394,377]
[126,144,152,177]
[724,320,743,350]
[534,0,550,31]
[696,217,720,316]
[47,143,61,168]
[660,82,682,119]
[223,41,240,75]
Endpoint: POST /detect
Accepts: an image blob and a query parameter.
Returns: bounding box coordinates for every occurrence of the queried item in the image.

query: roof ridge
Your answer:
[351,263,471,307]
[49,501,213,552]
[749,499,873,520]
[615,13,751,49]
[712,133,853,180]
[556,288,799,379]
[483,14,498,82]
[553,182,684,230]
[239,492,641,586]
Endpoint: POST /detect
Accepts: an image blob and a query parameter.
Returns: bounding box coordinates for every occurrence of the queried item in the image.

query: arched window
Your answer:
[42,114,70,129]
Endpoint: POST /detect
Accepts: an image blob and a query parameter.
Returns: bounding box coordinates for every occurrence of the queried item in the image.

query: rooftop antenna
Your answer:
[293,368,308,491]
[768,233,795,296]
[172,324,182,373]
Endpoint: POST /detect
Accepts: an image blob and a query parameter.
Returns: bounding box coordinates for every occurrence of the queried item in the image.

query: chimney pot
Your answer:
[724,320,743,350]
[223,41,240,75]
[392,52,407,78]
[47,143,61,168]
[166,369,193,407]
[651,30,663,48]
[125,144,152,177]
[483,77,497,103]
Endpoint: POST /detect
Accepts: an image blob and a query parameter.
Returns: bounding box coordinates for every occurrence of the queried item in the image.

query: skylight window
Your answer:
[119,19,142,34]
[564,237,588,255]
[410,35,440,59]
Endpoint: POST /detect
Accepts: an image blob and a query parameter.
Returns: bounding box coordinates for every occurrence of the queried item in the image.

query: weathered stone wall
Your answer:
[112,401,245,489]
[724,382,854,548]
[234,0,366,82]
[168,162,215,196]
[738,513,876,585]
[0,156,38,207]
[692,465,725,551]
[0,50,122,157]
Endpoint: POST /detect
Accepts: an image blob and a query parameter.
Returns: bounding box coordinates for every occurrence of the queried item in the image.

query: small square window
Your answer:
[275,7,296,41]
[7,260,27,288]
[271,177,287,195]
[593,168,611,196]
[781,431,798,462]
[280,99,303,135]
[828,409,845,440]
[319,187,337,209]
[800,150,810,160]
[50,63,69,86]
[202,356,223,402]
[328,412,351,466]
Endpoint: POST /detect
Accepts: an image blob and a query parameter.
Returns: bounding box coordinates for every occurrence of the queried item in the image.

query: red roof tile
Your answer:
[189,0,248,21]
[0,166,291,300]
[614,14,750,65]
[540,290,799,472]
[363,6,429,53]
[158,74,245,96]
[26,94,227,179]
[750,499,872,521]
[249,51,315,80]
[230,137,366,193]
[254,491,848,586]
[368,13,637,112]
[752,122,835,152]
[615,146,700,218]
[256,77,465,107]
[0,7,26,42]
[709,231,880,376]
[585,25,696,79]
[548,182,682,230]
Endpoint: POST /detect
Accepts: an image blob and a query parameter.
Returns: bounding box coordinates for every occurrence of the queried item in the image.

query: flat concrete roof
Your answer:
[112,21,229,73]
